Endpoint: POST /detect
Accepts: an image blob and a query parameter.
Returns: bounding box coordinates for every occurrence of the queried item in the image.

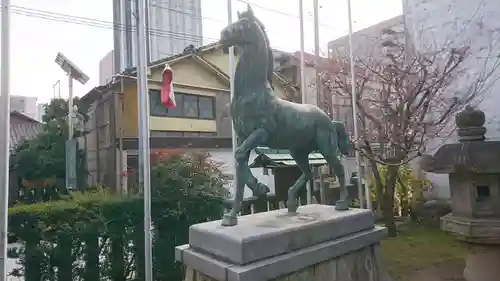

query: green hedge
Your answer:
[8,189,225,281]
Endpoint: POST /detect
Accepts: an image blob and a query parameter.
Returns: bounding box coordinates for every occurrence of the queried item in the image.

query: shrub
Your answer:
[10,120,87,204]
[369,164,431,217]
[151,150,229,199]
[8,151,228,281]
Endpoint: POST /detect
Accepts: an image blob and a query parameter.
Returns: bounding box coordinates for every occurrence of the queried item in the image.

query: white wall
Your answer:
[36,103,46,122]
[404,0,500,199]
[208,148,359,199]
[303,66,320,107]
[10,95,37,120]
[208,149,276,199]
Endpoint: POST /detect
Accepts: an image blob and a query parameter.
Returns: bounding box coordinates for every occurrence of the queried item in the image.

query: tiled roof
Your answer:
[9,112,43,150]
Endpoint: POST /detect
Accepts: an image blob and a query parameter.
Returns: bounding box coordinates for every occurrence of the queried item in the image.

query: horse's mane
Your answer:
[239,11,275,90]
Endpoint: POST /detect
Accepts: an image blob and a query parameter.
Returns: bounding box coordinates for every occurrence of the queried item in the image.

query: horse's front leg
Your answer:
[236,142,270,198]
[221,128,269,226]
[287,149,313,213]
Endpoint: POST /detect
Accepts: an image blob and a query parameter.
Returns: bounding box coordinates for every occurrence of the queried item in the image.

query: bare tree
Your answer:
[321,28,500,236]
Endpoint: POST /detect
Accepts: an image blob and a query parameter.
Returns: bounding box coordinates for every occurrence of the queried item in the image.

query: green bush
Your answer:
[368,164,430,216]
[10,120,87,204]
[8,151,228,281]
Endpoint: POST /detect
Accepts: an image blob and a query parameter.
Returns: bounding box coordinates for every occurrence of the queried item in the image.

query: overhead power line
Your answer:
[11,5,218,43]
[9,4,302,51]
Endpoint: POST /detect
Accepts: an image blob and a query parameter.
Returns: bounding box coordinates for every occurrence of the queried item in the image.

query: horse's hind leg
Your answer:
[287,149,313,213]
[316,131,349,210]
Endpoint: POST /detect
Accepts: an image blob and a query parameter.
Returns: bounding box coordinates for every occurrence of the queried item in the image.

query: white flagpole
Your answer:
[313,0,321,108]
[227,0,238,192]
[0,0,10,278]
[298,0,306,106]
[346,0,370,209]
[298,0,312,204]
[136,0,153,280]
[312,0,321,204]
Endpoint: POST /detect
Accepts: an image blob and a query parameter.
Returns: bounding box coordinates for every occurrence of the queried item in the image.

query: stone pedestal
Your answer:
[463,245,500,281]
[175,204,390,281]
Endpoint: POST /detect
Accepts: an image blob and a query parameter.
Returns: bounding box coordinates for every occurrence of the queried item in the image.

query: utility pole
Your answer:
[68,69,74,140]
[53,80,61,99]
[0,0,11,278]
[135,0,153,280]
[55,52,89,190]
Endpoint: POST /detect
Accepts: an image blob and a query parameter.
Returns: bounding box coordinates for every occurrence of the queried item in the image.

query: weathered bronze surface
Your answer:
[220,5,351,226]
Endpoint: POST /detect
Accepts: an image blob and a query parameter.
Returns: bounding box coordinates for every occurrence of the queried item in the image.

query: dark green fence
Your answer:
[8,193,224,281]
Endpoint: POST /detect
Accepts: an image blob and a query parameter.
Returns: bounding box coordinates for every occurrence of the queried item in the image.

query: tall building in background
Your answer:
[99,50,116,86]
[112,0,202,73]
[10,95,38,120]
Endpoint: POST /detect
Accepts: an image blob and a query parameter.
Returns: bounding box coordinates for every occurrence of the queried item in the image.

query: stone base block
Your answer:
[176,205,390,281]
[189,204,375,265]
[441,214,500,244]
[463,244,500,281]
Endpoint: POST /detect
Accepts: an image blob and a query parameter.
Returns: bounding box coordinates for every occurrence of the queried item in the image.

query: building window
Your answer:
[183,94,199,117]
[149,90,215,120]
[198,96,214,119]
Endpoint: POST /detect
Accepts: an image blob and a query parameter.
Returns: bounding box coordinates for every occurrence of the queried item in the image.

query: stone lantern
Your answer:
[421,106,500,281]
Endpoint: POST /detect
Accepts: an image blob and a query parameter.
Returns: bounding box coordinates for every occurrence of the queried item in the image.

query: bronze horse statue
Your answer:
[220,5,350,226]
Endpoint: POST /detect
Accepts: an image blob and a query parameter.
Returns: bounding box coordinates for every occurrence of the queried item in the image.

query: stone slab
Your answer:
[177,226,387,281]
[189,204,374,265]
[441,214,500,244]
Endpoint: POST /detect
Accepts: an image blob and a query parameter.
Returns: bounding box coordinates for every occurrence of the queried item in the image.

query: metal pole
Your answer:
[66,71,75,190]
[313,0,321,108]
[68,71,74,140]
[298,0,306,105]
[312,0,322,204]
[136,0,153,280]
[298,0,311,204]
[0,0,10,278]
[53,80,60,100]
[346,0,368,209]
[227,0,238,191]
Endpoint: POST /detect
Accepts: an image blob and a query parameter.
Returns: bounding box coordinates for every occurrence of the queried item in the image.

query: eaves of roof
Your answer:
[82,42,297,103]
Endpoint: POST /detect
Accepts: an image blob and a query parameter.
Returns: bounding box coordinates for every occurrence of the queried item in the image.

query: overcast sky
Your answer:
[1,0,402,104]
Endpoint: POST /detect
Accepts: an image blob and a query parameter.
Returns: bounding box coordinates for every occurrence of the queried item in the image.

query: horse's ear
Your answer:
[237,11,241,18]
[247,4,254,17]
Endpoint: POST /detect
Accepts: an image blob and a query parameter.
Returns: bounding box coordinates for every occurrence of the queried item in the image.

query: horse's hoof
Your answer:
[335,200,349,211]
[221,214,238,226]
[253,182,270,198]
[287,200,298,213]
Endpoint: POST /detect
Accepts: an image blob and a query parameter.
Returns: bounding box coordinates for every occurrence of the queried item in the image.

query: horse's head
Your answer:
[220,5,264,53]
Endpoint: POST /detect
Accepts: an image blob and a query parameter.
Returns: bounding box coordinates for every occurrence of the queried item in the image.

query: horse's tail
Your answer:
[331,121,350,156]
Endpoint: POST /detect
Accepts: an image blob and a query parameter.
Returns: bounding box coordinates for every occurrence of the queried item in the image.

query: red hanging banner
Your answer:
[160,64,176,108]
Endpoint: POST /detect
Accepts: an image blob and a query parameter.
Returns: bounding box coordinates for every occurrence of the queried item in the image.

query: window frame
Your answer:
[149,90,216,120]
[150,130,217,137]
